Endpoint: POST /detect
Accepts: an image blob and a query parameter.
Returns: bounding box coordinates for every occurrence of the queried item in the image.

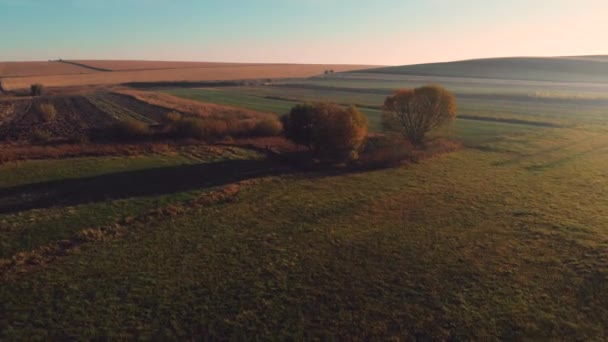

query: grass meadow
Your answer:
[2,71,608,339]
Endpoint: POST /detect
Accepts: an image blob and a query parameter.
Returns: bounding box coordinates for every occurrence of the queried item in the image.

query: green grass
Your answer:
[159,71,608,135]
[2,126,608,339]
[161,87,545,140]
[0,154,194,188]
[2,70,608,339]
[355,56,608,83]
[0,146,261,258]
[164,88,296,114]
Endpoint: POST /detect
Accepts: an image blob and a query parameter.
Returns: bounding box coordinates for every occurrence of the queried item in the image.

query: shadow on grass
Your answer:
[0,158,291,214]
[0,147,421,215]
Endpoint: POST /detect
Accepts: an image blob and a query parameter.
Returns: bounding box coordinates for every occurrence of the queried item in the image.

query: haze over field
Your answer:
[2,1,608,340]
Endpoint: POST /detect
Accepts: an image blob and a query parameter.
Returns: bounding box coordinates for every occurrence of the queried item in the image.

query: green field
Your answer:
[162,71,608,129]
[2,124,608,339]
[356,56,608,83]
[2,68,608,339]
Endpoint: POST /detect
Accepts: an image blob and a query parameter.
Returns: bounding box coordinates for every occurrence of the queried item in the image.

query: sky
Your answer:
[1,0,607,65]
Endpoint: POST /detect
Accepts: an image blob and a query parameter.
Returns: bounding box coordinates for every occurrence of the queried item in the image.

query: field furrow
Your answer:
[87,94,157,125]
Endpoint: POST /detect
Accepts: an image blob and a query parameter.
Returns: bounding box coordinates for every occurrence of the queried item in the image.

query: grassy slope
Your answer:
[160,87,553,139]
[1,127,607,339]
[3,61,608,339]
[354,56,608,83]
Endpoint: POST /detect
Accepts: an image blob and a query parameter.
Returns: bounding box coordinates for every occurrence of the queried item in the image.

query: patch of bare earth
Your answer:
[0,96,115,141]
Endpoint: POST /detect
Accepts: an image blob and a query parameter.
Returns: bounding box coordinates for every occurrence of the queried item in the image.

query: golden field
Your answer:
[0,61,93,77]
[0,61,375,90]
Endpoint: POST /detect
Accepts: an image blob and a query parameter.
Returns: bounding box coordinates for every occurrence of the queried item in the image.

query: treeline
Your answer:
[96,112,282,142]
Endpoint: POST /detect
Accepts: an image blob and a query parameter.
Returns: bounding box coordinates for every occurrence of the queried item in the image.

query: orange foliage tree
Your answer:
[382,85,457,145]
[282,103,368,161]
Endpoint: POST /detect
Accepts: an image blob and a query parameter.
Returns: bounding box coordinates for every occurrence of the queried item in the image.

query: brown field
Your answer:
[0,63,374,90]
[0,61,95,77]
[0,96,116,141]
[0,86,278,143]
[71,60,263,71]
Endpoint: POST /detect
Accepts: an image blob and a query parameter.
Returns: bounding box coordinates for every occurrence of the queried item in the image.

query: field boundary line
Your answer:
[57,60,112,72]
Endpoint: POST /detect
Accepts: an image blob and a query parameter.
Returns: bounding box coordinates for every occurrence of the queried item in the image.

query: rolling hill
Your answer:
[354,56,608,83]
[0,61,375,91]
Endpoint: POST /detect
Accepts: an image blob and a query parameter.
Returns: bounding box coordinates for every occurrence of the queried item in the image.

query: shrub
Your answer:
[281,104,318,150]
[166,115,282,141]
[31,84,44,96]
[282,103,368,161]
[252,117,283,137]
[383,85,457,145]
[37,103,57,122]
[161,111,183,124]
[103,120,152,141]
[30,129,53,144]
[170,118,226,141]
[359,135,413,168]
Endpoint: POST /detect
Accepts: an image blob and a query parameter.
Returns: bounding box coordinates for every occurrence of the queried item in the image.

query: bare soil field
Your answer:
[1,64,375,91]
[0,61,95,77]
[0,96,115,141]
[0,87,279,143]
[100,93,175,123]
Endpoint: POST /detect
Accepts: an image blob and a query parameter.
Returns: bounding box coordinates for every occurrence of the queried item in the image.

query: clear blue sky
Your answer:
[1,0,606,65]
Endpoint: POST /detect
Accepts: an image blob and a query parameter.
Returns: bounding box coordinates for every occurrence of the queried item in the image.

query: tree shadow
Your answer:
[0,158,291,214]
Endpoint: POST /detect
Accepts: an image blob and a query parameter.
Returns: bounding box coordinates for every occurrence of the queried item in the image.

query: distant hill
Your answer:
[354,56,608,83]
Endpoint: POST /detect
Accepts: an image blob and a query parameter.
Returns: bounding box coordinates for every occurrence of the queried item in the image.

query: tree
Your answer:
[281,103,318,151]
[382,85,457,145]
[30,84,44,96]
[282,103,368,161]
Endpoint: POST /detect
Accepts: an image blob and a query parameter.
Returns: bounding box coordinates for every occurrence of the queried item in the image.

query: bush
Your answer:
[103,120,152,141]
[166,115,282,141]
[252,117,283,137]
[161,111,183,124]
[281,104,317,150]
[37,103,57,122]
[30,129,53,144]
[282,103,368,161]
[31,84,44,96]
[359,135,413,168]
[169,118,226,141]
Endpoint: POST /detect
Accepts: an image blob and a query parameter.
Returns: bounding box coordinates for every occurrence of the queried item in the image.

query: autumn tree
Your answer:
[30,84,44,96]
[282,103,368,161]
[382,85,457,145]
